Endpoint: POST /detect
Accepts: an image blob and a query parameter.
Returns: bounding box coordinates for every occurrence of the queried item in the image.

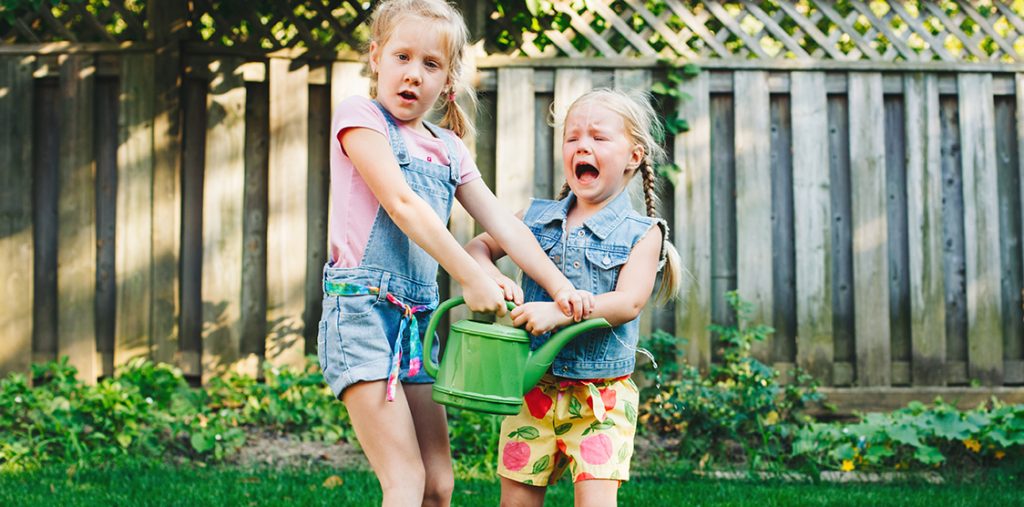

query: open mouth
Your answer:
[398,90,417,101]
[574,162,599,184]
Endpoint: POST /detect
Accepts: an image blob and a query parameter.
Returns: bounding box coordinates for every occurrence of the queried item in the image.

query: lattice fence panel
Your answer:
[501,1,1024,62]
[1,0,147,43]
[6,1,1024,64]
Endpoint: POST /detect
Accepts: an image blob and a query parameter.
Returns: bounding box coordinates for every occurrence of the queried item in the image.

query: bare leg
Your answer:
[343,380,426,506]
[500,476,546,507]
[404,383,454,507]
[574,479,618,507]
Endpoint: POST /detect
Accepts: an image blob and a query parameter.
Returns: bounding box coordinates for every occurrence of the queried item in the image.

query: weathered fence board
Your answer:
[0,56,34,378]
[904,73,947,386]
[95,75,117,378]
[885,93,912,385]
[958,73,1004,386]
[201,57,246,383]
[770,93,797,375]
[267,57,310,371]
[307,77,331,358]
[828,91,856,386]
[939,95,969,385]
[32,77,59,369]
[58,54,97,384]
[994,94,1023,384]
[114,53,155,368]
[710,92,735,364]
[791,71,833,384]
[848,72,891,387]
[734,70,773,363]
[241,77,269,370]
[675,71,712,372]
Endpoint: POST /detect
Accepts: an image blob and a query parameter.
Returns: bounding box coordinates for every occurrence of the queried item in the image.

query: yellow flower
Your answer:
[963,439,981,453]
[995,450,1006,460]
[763,410,779,426]
[841,460,855,472]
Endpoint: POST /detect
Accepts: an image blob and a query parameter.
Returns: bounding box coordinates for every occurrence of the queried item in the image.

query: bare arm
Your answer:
[510,225,662,335]
[341,128,506,315]
[458,180,590,320]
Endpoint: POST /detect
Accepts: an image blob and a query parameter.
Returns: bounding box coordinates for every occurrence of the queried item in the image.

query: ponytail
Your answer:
[640,161,682,303]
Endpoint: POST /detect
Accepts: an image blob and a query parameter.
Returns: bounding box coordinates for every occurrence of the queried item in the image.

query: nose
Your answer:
[576,139,592,154]
[404,67,421,85]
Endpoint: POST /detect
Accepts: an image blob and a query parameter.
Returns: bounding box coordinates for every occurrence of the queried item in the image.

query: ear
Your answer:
[368,41,380,74]
[627,144,645,171]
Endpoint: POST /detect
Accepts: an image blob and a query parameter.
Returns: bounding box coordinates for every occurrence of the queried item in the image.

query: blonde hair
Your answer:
[367,0,476,139]
[556,88,682,303]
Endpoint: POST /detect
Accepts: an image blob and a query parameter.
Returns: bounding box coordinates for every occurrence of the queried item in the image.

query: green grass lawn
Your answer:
[0,461,1021,507]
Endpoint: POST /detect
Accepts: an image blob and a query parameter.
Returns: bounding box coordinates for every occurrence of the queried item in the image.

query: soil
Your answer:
[229,429,370,470]
[230,429,676,471]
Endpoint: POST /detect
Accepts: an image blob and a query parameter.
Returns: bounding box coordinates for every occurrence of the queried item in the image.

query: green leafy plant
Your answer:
[639,291,821,471]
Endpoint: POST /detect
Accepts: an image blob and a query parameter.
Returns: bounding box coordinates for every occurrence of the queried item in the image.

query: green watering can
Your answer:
[422,297,610,415]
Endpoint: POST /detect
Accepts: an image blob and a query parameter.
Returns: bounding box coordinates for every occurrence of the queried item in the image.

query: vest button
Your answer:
[578,230,585,237]
[602,256,611,266]
[573,261,580,269]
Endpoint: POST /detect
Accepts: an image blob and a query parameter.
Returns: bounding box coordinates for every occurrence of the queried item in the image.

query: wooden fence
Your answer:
[2,45,1023,402]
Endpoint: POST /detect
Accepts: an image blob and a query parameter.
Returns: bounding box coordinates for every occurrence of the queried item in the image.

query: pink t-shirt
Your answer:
[329,95,481,267]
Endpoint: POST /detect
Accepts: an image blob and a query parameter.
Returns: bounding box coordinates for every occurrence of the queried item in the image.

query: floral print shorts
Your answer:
[497,373,639,485]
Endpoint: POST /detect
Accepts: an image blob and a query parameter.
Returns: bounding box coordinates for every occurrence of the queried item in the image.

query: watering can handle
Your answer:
[422,297,517,378]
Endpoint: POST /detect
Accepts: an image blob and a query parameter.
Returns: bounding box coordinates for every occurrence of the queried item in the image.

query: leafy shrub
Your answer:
[792,399,1024,473]
[0,356,351,469]
[638,291,821,470]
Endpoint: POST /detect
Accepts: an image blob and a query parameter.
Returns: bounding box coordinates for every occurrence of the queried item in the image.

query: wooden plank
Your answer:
[791,71,833,385]
[994,95,1023,374]
[809,387,1024,415]
[958,73,1004,386]
[495,68,535,280]
[149,0,186,368]
[115,53,155,368]
[675,71,712,372]
[33,76,59,369]
[904,73,947,386]
[95,76,117,378]
[533,91,554,200]
[180,76,207,378]
[734,71,773,363]
[939,96,968,383]
[828,95,856,374]
[306,83,331,361]
[201,57,247,383]
[552,69,591,197]
[0,56,34,378]
[848,72,891,386]
[58,54,97,384]
[884,94,912,372]
[710,94,736,360]
[241,81,269,369]
[770,94,797,365]
[266,57,310,372]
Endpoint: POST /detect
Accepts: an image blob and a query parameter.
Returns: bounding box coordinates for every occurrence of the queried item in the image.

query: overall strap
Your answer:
[423,121,461,184]
[371,100,411,165]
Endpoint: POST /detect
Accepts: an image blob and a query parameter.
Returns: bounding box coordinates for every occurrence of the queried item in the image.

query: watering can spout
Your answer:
[521,318,611,394]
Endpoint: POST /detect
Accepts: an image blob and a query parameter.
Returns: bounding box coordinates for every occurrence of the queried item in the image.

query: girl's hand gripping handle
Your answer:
[422,297,517,379]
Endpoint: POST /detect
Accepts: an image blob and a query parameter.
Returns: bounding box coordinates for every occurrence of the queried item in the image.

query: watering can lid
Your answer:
[450,319,530,343]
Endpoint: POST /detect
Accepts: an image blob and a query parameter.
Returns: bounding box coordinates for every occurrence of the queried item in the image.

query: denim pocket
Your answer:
[337,293,378,318]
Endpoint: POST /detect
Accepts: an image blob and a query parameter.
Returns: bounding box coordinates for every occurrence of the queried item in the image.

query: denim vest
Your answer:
[521,191,663,379]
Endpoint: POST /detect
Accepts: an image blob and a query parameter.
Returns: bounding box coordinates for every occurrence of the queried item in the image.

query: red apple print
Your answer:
[576,472,595,482]
[556,439,567,454]
[586,388,617,413]
[524,386,553,419]
[502,441,531,471]
[580,434,613,464]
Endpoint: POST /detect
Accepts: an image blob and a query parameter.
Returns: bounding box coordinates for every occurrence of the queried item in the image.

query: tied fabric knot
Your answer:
[322,281,434,402]
[383,293,433,402]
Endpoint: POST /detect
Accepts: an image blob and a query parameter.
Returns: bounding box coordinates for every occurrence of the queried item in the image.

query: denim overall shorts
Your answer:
[317,101,461,401]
